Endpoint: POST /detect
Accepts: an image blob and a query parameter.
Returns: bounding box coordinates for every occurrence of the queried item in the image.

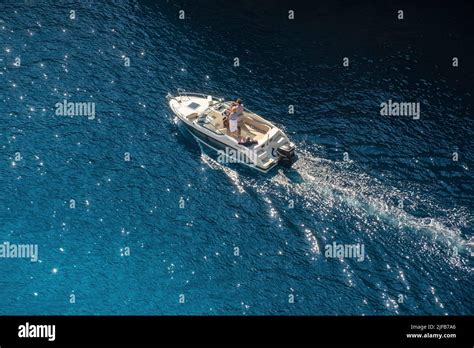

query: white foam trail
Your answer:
[289,147,470,251]
[197,140,471,263]
[200,152,246,194]
[304,227,320,255]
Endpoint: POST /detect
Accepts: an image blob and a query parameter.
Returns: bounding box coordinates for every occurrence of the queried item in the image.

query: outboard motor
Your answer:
[277,143,297,166]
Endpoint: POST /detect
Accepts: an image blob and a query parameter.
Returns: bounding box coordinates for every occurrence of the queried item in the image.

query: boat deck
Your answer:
[168,93,295,172]
[204,110,271,141]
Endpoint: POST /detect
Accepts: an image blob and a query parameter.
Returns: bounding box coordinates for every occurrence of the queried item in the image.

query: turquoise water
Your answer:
[0,0,473,315]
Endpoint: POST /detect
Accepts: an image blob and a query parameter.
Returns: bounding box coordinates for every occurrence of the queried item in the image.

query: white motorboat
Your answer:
[167,90,296,172]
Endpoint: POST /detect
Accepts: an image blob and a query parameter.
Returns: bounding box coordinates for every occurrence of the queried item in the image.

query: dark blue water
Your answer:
[1,0,473,315]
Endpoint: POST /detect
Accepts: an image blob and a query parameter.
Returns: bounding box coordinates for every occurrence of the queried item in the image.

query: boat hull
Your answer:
[167,92,295,172]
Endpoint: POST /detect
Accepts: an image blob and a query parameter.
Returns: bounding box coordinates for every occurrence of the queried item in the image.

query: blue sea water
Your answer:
[0,0,473,315]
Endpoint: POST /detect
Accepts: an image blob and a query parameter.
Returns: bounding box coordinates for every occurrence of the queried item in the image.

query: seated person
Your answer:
[238,136,258,146]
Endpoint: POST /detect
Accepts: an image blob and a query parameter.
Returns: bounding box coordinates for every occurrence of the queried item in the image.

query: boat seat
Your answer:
[187,112,199,121]
[239,123,267,142]
[241,114,272,134]
[239,114,272,141]
[208,111,224,129]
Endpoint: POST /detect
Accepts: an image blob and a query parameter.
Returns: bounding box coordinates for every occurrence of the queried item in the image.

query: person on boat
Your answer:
[228,99,243,137]
[222,101,235,129]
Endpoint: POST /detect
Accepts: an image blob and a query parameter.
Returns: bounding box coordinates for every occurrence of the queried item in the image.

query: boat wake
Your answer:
[199,145,247,194]
[199,142,472,270]
[292,147,470,248]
